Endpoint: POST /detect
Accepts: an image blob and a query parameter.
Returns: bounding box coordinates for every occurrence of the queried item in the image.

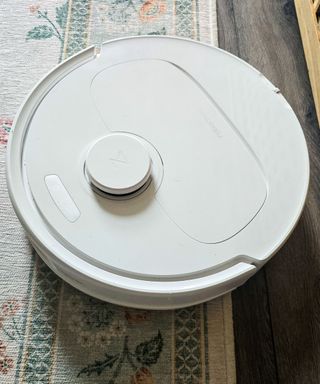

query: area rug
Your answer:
[0,0,236,382]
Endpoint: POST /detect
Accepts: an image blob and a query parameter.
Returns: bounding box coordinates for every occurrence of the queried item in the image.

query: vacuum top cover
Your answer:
[7,37,309,308]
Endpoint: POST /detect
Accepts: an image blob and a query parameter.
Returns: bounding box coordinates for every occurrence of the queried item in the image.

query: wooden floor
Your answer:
[217,0,320,383]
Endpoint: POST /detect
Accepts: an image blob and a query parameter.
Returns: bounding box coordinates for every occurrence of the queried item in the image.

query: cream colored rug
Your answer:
[0,0,235,382]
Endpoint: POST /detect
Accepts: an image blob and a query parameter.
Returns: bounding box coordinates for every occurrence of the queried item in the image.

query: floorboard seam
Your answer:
[264,268,280,384]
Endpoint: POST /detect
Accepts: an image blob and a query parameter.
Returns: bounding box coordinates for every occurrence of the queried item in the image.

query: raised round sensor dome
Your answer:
[85,133,152,196]
[6,37,309,309]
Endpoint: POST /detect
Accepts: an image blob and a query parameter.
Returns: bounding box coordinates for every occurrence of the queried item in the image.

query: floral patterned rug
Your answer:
[0,0,236,382]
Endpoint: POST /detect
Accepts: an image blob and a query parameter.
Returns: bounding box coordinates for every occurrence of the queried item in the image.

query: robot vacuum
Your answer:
[6,37,309,309]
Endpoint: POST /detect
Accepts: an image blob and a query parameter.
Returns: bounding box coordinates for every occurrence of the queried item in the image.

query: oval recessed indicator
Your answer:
[45,175,80,222]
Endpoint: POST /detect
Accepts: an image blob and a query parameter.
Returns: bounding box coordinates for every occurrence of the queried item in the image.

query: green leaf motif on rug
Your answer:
[135,330,163,366]
[56,2,68,29]
[78,352,120,377]
[78,331,163,383]
[26,25,55,40]
[146,27,166,35]
[26,2,68,61]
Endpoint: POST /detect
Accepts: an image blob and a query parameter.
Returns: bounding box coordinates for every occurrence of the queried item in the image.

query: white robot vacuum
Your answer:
[7,37,309,309]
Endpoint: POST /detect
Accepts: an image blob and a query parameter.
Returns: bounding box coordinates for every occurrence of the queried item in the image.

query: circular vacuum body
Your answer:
[6,37,309,309]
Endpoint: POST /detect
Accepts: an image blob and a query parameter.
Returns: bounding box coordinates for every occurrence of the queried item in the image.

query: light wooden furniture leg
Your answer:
[295,0,320,124]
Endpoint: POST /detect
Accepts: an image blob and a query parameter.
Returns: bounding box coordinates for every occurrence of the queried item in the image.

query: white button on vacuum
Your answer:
[85,133,152,195]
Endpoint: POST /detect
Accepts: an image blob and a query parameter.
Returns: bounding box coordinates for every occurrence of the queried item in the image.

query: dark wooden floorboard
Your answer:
[218,0,320,383]
[216,0,239,57]
[217,2,279,382]
[232,269,278,384]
